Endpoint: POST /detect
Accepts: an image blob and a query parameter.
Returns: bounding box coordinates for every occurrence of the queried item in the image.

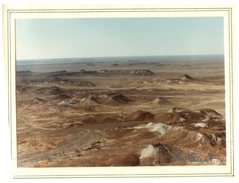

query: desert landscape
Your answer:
[16,55,226,167]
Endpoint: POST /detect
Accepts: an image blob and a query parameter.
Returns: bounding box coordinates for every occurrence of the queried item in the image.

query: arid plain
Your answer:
[16,56,226,167]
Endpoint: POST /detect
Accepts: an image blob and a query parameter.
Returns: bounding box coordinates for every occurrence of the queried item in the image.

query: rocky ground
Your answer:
[16,59,226,167]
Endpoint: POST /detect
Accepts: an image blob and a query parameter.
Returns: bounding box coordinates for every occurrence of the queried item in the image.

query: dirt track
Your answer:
[18,128,101,166]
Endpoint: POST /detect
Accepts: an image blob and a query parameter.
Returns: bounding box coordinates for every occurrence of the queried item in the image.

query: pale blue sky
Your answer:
[16,17,224,60]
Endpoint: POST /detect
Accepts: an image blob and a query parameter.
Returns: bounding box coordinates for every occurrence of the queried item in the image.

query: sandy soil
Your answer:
[16,58,226,167]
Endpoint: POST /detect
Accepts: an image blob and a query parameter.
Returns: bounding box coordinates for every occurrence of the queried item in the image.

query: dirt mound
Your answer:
[139,143,171,166]
[127,110,154,121]
[16,86,33,93]
[108,94,132,104]
[154,113,176,124]
[52,93,72,100]
[58,99,78,106]
[30,97,46,104]
[154,108,224,129]
[131,70,154,76]
[46,77,68,83]
[36,86,65,95]
[79,95,99,106]
[95,94,132,105]
[130,121,218,146]
[61,121,84,129]
[199,108,222,118]
[178,74,193,81]
[152,97,171,105]
[167,107,191,113]
[81,113,121,124]
[78,81,95,87]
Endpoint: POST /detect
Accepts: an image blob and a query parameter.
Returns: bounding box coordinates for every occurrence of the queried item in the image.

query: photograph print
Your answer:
[16,16,227,167]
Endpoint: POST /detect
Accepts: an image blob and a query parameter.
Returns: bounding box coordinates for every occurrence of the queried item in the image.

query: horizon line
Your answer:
[17,54,224,61]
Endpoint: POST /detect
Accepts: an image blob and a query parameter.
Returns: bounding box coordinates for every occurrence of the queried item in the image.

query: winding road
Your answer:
[17,128,101,167]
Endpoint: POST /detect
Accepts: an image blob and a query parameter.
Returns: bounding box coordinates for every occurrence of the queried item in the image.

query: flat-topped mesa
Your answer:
[45,69,155,77]
[98,69,155,76]
[49,70,67,74]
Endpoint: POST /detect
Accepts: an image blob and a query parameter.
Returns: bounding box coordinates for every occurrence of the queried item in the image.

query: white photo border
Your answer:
[3,5,234,178]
